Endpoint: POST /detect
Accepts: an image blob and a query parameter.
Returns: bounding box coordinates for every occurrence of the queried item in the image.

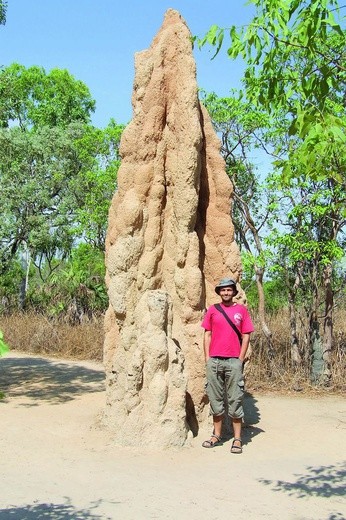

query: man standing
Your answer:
[201,278,254,453]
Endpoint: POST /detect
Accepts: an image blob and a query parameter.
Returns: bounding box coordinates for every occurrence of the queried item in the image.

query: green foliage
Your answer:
[240,249,288,312]
[0,63,98,272]
[282,104,346,183]
[26,243,108,317]
[0,329,9,356]
[74,119,124,248]
[0,63,95,129]
[264,165,346,322]
[0,63,123,315]
[243,278,288,313]
[60,243,107,311]
[0,258,24,310]
[0,0,7,25]
[0,123,84,271]
[0,118,120,312]
[0,62,123,273]
[266,167,345,256]
[198,1,346,182]
[202,83,345,335]
[198,1,346,346]
[199,0,345,109]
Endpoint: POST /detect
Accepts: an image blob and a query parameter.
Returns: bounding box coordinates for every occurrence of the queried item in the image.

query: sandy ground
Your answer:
[0,351,345,520]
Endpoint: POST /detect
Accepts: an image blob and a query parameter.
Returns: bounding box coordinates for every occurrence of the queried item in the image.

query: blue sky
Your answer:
[1,0,255,127]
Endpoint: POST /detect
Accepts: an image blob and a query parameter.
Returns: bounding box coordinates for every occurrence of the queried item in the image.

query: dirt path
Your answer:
[0,351,345,520]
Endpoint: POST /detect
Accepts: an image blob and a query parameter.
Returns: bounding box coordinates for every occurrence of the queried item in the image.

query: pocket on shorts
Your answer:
[237,378,245,398]
[238,379,245,390]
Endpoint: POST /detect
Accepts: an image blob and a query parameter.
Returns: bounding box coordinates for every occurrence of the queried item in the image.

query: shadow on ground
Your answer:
[259,460,346,499]
[221,391,264,445]
[0,355,105,406]
[243,391,261,425]
[0,499,116,519]
[242,391,265,445]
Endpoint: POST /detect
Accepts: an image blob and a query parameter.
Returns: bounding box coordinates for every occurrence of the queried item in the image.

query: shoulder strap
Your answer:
[214,304,242,344]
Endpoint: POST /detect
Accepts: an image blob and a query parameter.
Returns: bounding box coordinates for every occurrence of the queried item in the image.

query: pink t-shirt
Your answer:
[201,303,254,357]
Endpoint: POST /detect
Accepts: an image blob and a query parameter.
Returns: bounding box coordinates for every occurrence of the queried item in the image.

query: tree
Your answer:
[266,164,345,381]
[0,119,123,309]
[0,0,7,25]
[0,64,123,311]
[0,123,84,274]
[199,0,346,104]
[74,119,124,249]
[26,243,108,320]
[0,63,95,129]
[197,0,346,181]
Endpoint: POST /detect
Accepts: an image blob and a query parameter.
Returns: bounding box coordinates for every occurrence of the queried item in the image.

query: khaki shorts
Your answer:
[206,357,244,418]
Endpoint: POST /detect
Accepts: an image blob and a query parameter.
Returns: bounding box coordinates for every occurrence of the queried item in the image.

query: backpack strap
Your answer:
[214,304,242,345]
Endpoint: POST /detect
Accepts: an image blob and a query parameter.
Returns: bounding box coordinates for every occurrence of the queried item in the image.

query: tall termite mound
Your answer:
[103,9,243,448]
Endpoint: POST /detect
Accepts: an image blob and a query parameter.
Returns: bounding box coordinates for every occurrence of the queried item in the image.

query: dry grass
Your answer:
[0,312,103,362]
[1,309,345,395]
[245,309,346,395]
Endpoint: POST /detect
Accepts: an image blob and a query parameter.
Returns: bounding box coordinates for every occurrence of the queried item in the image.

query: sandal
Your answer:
[202,433,222,448]
[230,438,243,454]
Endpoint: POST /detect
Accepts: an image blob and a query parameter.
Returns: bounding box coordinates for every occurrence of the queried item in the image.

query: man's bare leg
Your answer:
[202,414,223,447]
[231,417,243,453]
[212,414,223,438]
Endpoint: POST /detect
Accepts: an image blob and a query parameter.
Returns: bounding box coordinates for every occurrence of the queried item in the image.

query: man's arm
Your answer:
[239,333,251,362]
[204,330,211,362]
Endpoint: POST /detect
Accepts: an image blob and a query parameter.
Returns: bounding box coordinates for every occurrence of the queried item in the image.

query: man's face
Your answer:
[219,286,235,302]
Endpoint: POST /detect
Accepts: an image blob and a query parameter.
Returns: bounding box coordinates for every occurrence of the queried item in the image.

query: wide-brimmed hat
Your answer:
[215,277,238,295]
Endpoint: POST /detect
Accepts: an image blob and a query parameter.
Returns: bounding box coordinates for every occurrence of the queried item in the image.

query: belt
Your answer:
[211,356,239,360]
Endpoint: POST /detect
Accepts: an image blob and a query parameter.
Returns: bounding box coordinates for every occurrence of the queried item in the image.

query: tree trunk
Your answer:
[309,311,324,384]
[288,289,301,366]
[322,263,333,385]
[19,246,31,311]
[287,265,303,367]
[255,264,274,360]
[309,260,324,384]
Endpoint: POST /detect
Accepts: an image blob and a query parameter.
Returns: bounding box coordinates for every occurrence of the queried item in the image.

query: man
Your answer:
[201,277,254,453]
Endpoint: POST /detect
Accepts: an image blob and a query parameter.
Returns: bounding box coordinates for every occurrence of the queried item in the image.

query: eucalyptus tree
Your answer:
[0,63,95,129]
[266,138,346,381]
[0,64,123,311]
[0,64,95,269]
[0,124,84,288]
[74,118,123,250]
